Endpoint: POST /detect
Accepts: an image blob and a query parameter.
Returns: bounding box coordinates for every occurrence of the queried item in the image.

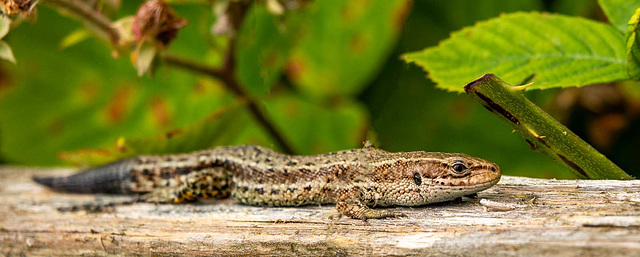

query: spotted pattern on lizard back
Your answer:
[33,144,502,220]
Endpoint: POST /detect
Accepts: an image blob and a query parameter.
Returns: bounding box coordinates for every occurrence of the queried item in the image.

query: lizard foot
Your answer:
[336,201,407,220]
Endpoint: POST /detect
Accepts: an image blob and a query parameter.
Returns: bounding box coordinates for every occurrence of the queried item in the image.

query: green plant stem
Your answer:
[45,0,119,43]
[163,54,295,154]
[465,74,633,180]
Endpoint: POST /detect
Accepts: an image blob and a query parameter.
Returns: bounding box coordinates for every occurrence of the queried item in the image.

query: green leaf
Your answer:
[0,16,9,39]
[599,0,640,33]
[0,40,16,63]
[135,42,157,77]
[404,12,628,92]
[263,93,369,154]
[60,104,249,166]
[288,0,411,96]
[124,104,249,156]
[265,0,284,15]
[235,4,298,97]
[58,93,369,166]
[113,16,135,44]
[59,29,91,49]
[626,7,640,80]
[0,6,229,165]
[364,0,575,179]
[0,17,16,65]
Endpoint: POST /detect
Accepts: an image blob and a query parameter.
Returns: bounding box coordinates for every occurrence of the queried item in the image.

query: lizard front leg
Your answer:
[334,187,406,220]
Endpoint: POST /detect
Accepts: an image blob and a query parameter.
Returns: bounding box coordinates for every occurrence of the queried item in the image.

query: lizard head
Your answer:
[366,151,501,206]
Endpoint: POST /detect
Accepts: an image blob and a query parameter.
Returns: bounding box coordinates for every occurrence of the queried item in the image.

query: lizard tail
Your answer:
[33,158,135,194]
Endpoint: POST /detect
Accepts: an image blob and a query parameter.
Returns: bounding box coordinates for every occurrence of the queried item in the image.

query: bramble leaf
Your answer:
[0,16,10,38]
[235,4,298,97]
[404,12,628,92]
[59,104,249,166]
[133,42,157,77]
[598,0,640,33]
[262,93,369,155]
[59,29,91,49]
[0,41,16,63]
[626,7,640,80]
[287,0,410,96]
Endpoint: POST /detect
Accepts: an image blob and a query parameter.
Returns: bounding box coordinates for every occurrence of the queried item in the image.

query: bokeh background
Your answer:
[1,0,638,178]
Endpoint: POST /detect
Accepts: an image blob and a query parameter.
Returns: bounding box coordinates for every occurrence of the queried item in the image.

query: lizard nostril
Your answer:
[490,166,497,172]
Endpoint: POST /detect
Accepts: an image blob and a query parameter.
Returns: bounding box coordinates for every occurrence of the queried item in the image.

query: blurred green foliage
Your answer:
[599,0,640,33]
[1,0,638,179]
[626,6,640,80]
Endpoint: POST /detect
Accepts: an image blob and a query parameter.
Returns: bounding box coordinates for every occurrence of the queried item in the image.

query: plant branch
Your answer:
[464,74,633,179]
[164,1,294,154]
[162,54,240,94]
[163,54,295,154]
[45,0,120,43]
[43,0,295,154]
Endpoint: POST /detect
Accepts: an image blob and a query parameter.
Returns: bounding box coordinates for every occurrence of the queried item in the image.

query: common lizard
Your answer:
[33,143,502,220]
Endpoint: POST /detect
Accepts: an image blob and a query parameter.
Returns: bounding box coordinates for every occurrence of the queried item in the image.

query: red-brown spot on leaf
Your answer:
[350,33,367,54]
[391,0,412,31]
[105,86,133,125]
[342,0,369,22]
[262,51,280,68]
[150,96,171,127]
[285,56,305,81]
[78,81,99,104]
[165,128,183,138]
[193,81,206,94]
[47,118,65,136]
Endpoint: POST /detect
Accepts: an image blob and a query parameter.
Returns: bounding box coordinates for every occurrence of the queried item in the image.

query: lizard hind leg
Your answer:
[140,167,230,204]
[140,184,199,204]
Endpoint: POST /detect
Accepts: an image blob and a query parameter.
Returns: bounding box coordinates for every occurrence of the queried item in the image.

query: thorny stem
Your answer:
[464,74,633,180]
[45,0,119,43]
[43,0,295,154]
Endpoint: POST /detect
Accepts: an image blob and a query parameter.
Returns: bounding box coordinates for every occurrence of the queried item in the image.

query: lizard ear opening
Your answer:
[413,172,422,186]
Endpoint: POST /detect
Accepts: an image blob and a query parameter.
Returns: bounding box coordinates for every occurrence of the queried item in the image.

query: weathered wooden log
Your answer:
[1,166,639,256]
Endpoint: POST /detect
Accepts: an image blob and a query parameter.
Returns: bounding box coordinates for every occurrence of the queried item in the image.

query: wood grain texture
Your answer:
[1,166,639,256]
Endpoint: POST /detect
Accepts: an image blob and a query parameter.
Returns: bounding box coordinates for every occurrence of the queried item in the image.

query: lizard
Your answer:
[33,142,502,220]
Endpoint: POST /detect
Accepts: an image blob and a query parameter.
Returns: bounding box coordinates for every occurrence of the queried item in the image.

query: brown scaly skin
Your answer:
[33,143,502,220]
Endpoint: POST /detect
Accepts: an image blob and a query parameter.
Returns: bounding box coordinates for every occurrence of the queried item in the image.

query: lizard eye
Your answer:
[451,161,467,174]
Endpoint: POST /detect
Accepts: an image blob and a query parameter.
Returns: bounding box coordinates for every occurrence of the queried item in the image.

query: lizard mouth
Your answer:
[415,174,501,205]
[468,171,502,188]
[473,174,502,189]
[425,169,502,198]
[436,170,502,188]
